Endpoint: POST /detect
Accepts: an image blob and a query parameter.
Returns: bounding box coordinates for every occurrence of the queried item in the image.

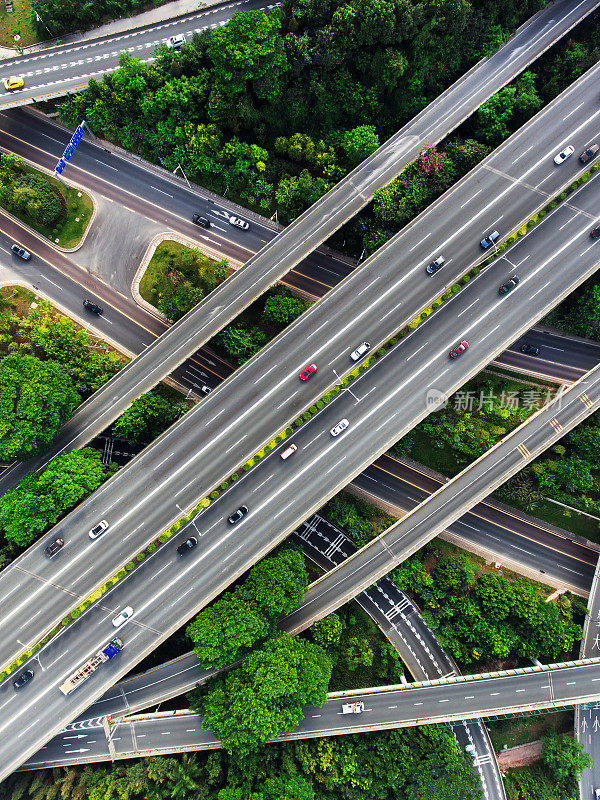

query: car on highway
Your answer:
[192,213,210,228]
[499,275,520,294]
[13,669,34,690]
[553,145,574,165]
[228,215,250,230]
[3,76,24,91]
[595,788,600,800]
[449,340,469,359]
[83,299,103,316]
[299,363,317,380]
[520,343,540,356]
[112,606,134,627]
[280,443,298,460]
[44,538,64,558]
[89,519,109,539]
[480,230,499,249]
[580,143,599,163]
[591,227,600,239]
[426,255,445,275]
[330,418,349,437]
[350,342,370,361]
[11,243,30,260]
[177,536,197,555]
[165,34,185,48]
[200,385,212,395]
[228,505,249,525]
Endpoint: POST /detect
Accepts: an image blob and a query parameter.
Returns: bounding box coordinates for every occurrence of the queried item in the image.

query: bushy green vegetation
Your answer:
[0,353,79,461]
[57,0,545,237]
[323,490,395,547]
[0,153,92,247]
[31,0,167,37]
[190,633,332,755]
[393,549,582,666]
[0,448,115,549]
[186,548,309,668]
[544,271,600,341]
[0,723,483,799]
[504,733,592,800]
[112,388,190,443]
[140,241,228,321]
[0,290,124,459]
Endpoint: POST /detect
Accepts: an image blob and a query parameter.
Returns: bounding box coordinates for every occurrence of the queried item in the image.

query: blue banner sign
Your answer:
[54,122,85,175]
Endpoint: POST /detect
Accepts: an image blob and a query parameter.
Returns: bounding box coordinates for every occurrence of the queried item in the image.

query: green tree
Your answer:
[0,448,113,546]
[216,325,267,364]
[197,634,332,754]
[341,125,380,167]
[310,613,343,648]
[541,732,592,787]
[113,390,189,443]
[0,353,79,461]
[261,294,310,327]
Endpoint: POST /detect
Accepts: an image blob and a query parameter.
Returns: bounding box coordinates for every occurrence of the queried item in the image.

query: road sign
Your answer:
[54,121,87,175]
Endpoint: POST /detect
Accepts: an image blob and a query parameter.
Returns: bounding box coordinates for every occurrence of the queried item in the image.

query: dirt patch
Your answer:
[497,740,543,769]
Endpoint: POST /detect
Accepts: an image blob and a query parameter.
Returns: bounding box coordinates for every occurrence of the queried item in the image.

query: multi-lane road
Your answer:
[0,0,597,498]
[2,146,600,779]
[3,51,600,683]
[20,658,600,763]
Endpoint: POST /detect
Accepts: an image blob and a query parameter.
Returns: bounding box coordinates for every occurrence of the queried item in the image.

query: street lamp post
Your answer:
[173,163,191,189]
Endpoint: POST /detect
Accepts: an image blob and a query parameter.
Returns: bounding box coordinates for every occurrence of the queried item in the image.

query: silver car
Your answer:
[89,519,109,539]
[350,342,370,361]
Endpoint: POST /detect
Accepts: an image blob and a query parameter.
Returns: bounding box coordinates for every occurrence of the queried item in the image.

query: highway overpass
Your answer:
[2,49,600,683]
[0,0,596,499]
[20,658,600,765]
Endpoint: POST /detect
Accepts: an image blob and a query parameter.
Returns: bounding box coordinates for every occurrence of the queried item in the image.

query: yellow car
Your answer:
[3,76,24,91]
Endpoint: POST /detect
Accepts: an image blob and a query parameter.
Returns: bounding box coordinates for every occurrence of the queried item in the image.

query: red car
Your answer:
[299,363,317,381]
[449,341,469,359]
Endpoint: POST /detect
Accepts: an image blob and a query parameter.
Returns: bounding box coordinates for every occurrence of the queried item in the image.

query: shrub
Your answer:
[147,543,156,553]
[70,609,80,620]
[220,482,229,491]
[294,418,303,427]
[210,490,219,499]
[231,473,239,481]
[136,552,146,562]
[62,617,70,626]
[303,412,311,420]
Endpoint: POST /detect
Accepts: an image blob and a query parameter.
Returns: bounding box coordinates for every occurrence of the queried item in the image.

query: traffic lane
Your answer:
[5,29,600,692]
[2,108,357,289]
[0,217,231,388]
[283,359,600,635]
[0,0,273,108]
[352,460,597,593]
[509,327,600,366]
[578,706,600,798]
[492,349,586,383]
[453,721,506,800]
[2,151,600,686]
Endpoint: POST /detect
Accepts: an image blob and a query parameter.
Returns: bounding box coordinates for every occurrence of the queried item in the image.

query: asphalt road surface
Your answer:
[354,455,599,595]
[0,0,597,500]
[2,160,600,777]
[0,0,275,109]
[283,360,600,637]
[2,52,600,673]
[20,659,600,764]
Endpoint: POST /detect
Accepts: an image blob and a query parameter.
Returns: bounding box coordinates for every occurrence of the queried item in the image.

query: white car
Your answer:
[165,34,185,48]
[553,145,574,165]
[112,606,134,628]
[89,520,109,539]
[330,419,349,437]
[350,342,370,361]
[228,215,250,230]
[280,443,298,460]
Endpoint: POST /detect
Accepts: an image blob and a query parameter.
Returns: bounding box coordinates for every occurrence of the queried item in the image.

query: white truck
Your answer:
[59,638,123,695]
[342,701,365,714]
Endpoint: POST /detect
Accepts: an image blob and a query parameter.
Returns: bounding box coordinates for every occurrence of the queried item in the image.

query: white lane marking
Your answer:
[153,453,174,470]
[563,101,585,121]
[406,342,428,361]
[252,474,274,493]
[225,435,247,454]
[460,188,482,208]
[150,186,174,197]
[457,299,479,317]
[150,562,171,581]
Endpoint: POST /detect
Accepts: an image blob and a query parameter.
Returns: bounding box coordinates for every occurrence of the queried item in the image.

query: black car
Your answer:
[44,537,64,558]
[177,536,198,555]
[13,669,34,690]
[227,505,249,525]
[192,213,210,228]
[521,343,540,356]
[580,143,599,164]
[11,243,31,260]
[83,299,103,315]
[499,275,520,295]
[591,227,600,239]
